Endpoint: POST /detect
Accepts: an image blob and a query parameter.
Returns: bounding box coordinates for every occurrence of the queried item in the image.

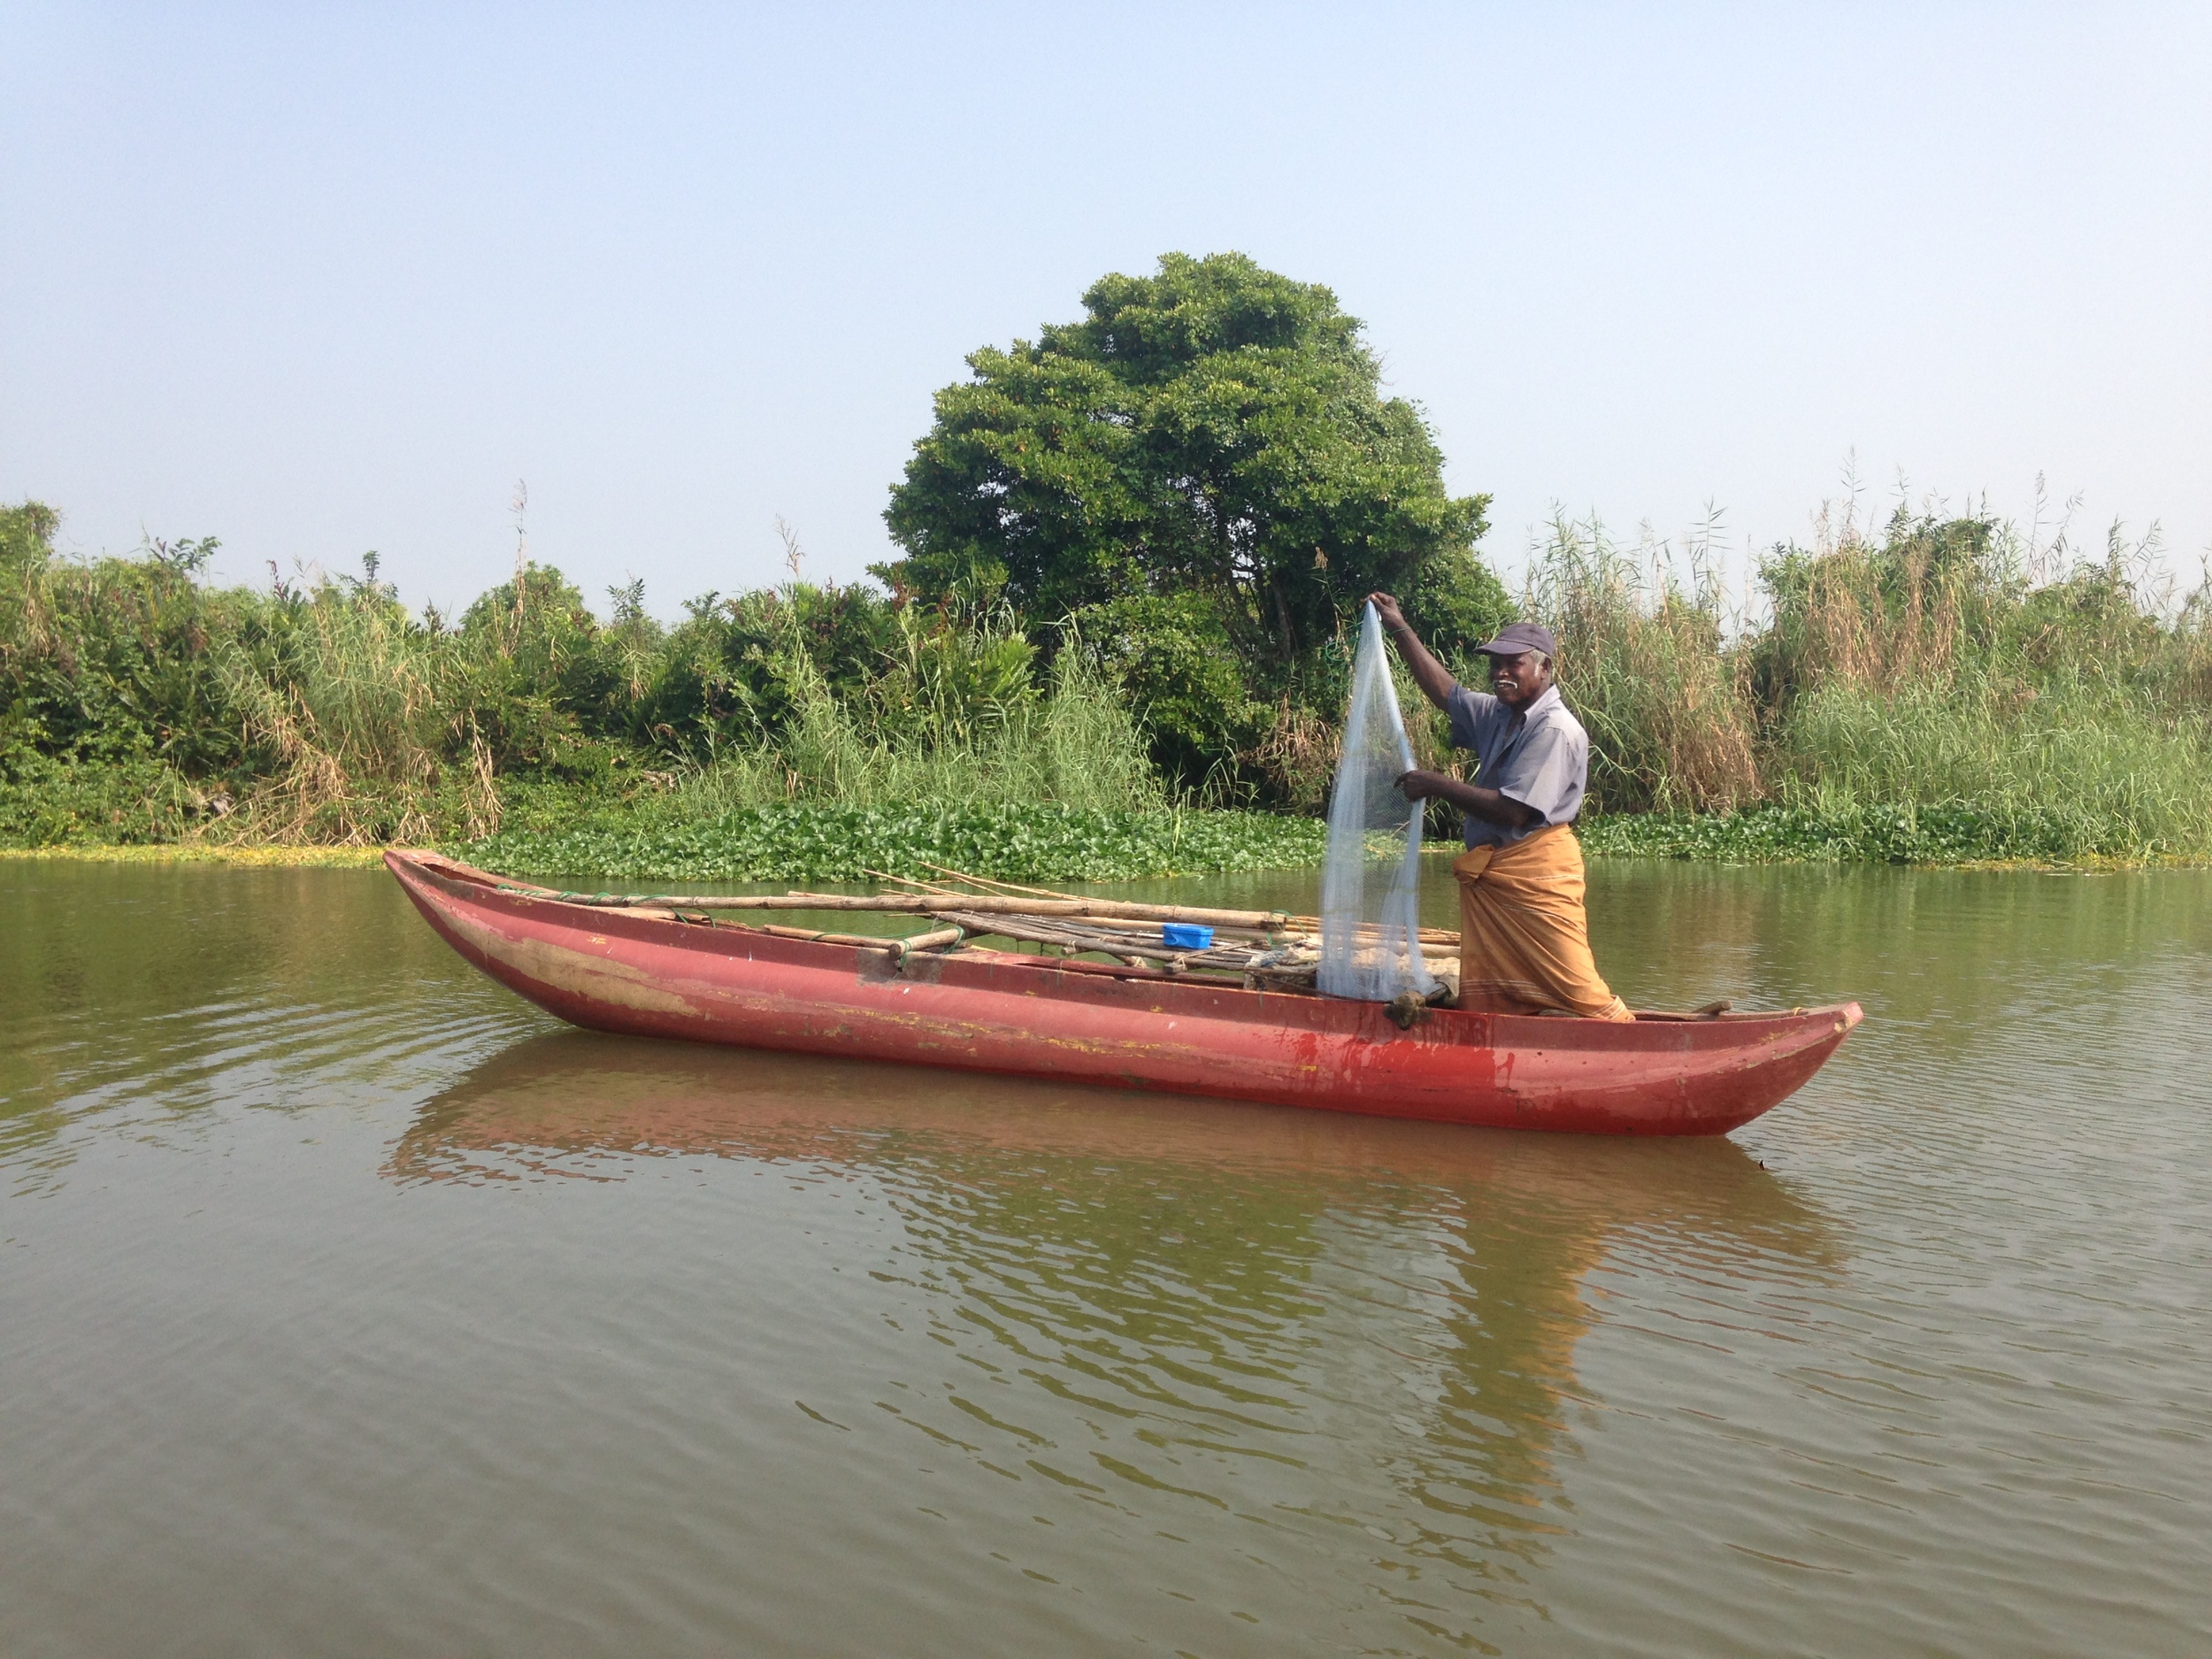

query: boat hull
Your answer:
[388,851,1860,1137]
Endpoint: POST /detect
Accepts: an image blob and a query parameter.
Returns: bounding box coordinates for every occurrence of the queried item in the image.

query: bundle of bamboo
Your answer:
[486,863,1462,996]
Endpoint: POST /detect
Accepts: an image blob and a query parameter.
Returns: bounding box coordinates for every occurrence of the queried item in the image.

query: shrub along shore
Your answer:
[5,492,2210,883]
[9,253,2208,882]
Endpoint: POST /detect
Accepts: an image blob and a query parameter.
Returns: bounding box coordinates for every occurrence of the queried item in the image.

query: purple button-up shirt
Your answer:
[1443,682,1591,849]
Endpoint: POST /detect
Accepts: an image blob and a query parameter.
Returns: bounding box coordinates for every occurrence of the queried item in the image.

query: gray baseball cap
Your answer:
[1475,620,1558,659]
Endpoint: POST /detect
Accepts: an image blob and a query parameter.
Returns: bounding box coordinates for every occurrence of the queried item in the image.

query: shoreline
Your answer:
[1,843,389,868]
[8,838,2204,877]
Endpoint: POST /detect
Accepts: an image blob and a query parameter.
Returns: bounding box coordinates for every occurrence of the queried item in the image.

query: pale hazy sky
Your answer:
[4,4,2208,618]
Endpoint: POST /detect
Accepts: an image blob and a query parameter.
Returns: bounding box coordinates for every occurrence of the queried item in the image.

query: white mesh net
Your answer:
[1317,603,1439,1003]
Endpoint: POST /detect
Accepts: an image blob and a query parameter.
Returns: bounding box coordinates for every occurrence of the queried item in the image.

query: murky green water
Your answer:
[4,857,2208,1657]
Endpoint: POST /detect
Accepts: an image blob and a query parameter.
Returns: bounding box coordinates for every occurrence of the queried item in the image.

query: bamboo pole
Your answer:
[862,868,949,891]
[1286,915,1460,945]
[928,910,1202,967]
[475,860,1460,948]
[973,910,1281,944]
[497,886,1294,929]
[894,926,965,955]
[917,862,1078,901]
[749,922,964,956]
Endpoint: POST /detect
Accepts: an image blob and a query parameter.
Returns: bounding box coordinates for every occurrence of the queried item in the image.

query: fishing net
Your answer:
[1317,603,1439,1002]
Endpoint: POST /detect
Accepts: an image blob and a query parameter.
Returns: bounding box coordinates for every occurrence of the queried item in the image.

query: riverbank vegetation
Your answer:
[5,252,2208,877]
[0,497,1325,879]
[1534,498,2212,864]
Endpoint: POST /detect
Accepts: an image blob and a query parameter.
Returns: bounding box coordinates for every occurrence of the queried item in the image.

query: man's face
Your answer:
[1487,649,1552,709]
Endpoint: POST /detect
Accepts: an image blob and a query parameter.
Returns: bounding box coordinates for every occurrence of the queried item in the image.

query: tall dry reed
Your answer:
[1524,513,1762,813]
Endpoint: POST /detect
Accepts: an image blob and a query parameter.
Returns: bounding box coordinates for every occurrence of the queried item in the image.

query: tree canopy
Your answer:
[877,252,1504,679]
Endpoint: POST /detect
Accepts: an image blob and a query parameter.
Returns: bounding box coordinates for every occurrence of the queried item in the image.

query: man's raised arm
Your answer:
[1364,592,1459,710]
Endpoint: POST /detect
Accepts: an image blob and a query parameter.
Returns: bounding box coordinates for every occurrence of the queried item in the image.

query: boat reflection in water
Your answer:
[391,1033,1839,1640]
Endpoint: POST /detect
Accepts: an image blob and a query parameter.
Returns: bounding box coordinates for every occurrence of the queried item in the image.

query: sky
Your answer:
[4,3,2208,619]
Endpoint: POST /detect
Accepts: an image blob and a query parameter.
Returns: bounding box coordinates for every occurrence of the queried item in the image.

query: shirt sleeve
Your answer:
[1444,684,1494,751]
[1494,719,1587,826]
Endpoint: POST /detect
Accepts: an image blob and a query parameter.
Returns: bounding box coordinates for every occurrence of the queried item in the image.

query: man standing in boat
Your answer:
[1364,594,1633,1021]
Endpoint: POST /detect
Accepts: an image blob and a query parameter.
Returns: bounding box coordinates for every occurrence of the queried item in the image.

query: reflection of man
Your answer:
[1365,594,1632,1020]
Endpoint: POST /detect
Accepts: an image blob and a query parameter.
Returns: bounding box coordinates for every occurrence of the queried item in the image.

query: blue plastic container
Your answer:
[1160,923,1214,950]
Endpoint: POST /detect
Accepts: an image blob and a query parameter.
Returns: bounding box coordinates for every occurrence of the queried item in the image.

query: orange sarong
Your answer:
[1453,825,1632,1020]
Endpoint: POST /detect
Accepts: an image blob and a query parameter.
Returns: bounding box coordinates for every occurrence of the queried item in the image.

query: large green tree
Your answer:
[878,252,1502,678]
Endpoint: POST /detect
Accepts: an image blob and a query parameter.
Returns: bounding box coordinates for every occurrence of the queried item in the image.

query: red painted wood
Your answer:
[388,850,1861,1137]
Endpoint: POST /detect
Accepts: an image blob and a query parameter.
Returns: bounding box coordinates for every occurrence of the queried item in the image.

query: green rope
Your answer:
[495,885,677,907]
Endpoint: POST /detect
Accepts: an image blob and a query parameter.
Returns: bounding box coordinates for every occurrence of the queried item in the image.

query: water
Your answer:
[3,856,2208,1657]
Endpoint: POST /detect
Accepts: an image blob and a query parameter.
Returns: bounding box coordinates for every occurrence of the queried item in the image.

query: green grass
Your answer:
[457,802,1329,885]
[1578,802,2196,866]
[1526,506,2212,865]
[1759,679,2212,861]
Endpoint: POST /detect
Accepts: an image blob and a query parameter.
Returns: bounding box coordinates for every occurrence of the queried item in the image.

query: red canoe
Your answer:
[388,849,1861,1137]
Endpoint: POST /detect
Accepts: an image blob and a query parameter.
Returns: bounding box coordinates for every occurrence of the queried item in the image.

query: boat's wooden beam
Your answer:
[747,922,966,956]
[489,883,1294,931]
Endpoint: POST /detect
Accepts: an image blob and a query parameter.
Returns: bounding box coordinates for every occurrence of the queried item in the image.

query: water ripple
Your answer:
[2,861,2208,1655]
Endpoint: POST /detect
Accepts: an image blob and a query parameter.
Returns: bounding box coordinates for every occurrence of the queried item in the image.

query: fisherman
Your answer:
[1364,593,1632,1021]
